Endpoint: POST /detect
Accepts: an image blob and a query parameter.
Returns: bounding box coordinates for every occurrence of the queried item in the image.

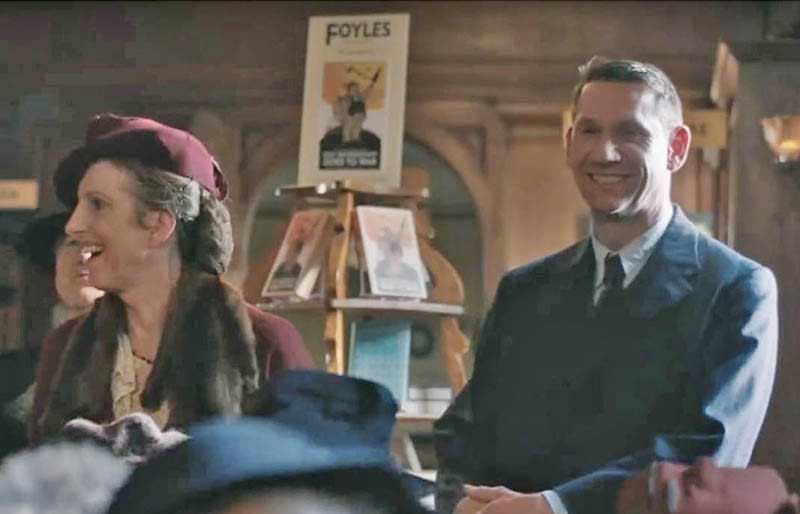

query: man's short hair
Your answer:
[571,56,684,130]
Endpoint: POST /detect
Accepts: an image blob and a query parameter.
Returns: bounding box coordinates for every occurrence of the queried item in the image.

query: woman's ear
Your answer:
[143,210,177,247]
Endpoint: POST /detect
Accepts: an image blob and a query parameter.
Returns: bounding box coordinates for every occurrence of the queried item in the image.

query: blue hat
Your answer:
[107,371,431,514]
[254,368,398,450]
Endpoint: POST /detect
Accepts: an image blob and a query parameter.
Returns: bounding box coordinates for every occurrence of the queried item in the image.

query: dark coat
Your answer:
[29,269,313,443]
[434,206,778,514]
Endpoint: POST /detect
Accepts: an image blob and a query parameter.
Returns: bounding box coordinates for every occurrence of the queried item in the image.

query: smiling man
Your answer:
[433,57,779,514]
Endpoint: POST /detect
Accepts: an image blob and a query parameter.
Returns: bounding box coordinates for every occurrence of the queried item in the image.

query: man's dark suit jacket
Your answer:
[434,206,778,514]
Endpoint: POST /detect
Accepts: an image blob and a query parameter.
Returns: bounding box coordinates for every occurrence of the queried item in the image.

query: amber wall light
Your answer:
[761,115,800,168]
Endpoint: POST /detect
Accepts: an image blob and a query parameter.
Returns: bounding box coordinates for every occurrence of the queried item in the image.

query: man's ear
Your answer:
[667,124,692,172]
[565,125,574,153]
[143,210,177,247]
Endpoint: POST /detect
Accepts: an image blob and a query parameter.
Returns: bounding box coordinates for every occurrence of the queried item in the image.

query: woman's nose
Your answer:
[65,206,83,235]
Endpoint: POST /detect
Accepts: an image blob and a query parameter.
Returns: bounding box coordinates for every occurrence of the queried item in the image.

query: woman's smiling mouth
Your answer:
[80,245,104,263]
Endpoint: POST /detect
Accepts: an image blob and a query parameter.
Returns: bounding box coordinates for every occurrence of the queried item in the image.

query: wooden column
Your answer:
[722,40,800,489]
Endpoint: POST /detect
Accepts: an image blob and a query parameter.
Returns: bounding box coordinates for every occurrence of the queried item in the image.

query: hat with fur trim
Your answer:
[54,113,227,208]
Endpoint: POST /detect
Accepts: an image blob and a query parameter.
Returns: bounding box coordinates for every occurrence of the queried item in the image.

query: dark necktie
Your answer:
[598,253,626,312]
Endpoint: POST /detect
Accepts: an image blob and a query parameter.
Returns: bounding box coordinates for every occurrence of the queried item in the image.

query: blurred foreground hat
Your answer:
[253,367,398,449]
[54,113,227,208]
[107,370,431,514]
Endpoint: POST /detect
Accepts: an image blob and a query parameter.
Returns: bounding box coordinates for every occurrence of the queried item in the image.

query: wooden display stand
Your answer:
[260,172,470,394]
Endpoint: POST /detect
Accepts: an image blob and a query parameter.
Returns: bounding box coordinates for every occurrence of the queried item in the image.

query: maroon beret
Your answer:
[54,113,228,208]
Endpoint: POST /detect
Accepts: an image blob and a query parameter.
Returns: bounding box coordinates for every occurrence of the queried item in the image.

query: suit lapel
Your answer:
[533,206,700,319]
[534,238,596,315]
[625,206,700,319]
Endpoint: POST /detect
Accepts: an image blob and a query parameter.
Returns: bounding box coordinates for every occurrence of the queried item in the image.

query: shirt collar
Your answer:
[591,206,673,290]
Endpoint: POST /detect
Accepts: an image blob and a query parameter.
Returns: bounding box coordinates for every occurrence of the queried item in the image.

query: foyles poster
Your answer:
[297,13,410,188]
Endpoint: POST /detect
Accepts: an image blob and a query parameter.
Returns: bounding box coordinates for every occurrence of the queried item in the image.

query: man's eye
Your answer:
[578,126,599,135]
[88,197,104,210]
[617,127,649,141]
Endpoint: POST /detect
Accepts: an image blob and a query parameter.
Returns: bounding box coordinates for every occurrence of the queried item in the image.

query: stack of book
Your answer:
[403,387,453,417]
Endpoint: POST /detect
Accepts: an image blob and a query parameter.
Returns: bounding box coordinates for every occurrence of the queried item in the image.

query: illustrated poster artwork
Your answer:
[319,62,387,171]
[356,206,427,299]
[298,13,410,188]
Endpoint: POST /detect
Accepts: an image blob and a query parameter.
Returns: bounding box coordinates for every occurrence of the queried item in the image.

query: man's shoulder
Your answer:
[662,206,770,279]
[501,240,587,290]
[693,230,772,283]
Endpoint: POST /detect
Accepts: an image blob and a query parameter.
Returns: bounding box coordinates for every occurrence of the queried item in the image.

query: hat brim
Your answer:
[107,417,430,514]
[53,131,175,209]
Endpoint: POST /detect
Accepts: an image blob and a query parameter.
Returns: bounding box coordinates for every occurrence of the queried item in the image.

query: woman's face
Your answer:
[65,160,154,293]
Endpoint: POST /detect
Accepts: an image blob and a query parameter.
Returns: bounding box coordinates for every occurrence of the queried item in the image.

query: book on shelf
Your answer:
[350,213,372,297]
[348,319,411,405]
[261,209,334,301]
[355,206,428,299]
[401,387,453,417]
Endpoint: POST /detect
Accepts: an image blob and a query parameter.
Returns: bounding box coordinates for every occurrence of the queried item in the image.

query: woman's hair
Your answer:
[111,159,234,275]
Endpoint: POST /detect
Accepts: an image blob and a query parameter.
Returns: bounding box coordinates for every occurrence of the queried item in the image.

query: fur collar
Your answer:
[39,268,259,437]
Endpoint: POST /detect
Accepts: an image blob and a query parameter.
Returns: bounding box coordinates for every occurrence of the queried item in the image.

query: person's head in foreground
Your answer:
[106,370,431,514]
[16,212,105,318]
[566,56,691,239]
[617,458,799,514]
[0,441,131,514]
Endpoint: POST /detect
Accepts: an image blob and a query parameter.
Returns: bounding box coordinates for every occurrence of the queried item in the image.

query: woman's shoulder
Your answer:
[244,304,314,369]
[244,304,299,342]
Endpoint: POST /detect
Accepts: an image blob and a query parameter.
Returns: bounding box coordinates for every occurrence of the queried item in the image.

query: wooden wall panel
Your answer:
[729,55,800,490]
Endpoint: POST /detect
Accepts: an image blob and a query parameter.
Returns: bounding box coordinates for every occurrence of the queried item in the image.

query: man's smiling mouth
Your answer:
[588,173,627,185]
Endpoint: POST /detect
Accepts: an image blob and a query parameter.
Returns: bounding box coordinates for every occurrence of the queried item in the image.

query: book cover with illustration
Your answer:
[355,206,427,299]
[298,13,409,188]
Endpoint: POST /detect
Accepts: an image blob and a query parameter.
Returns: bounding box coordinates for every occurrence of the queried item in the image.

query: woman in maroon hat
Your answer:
[29,114,313,443]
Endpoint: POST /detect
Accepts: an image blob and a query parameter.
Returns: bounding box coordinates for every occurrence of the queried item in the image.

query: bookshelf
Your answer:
[259,174,470,394]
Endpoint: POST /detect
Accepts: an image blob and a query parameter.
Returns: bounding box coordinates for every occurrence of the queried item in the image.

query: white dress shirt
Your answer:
[590,209,673,304]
